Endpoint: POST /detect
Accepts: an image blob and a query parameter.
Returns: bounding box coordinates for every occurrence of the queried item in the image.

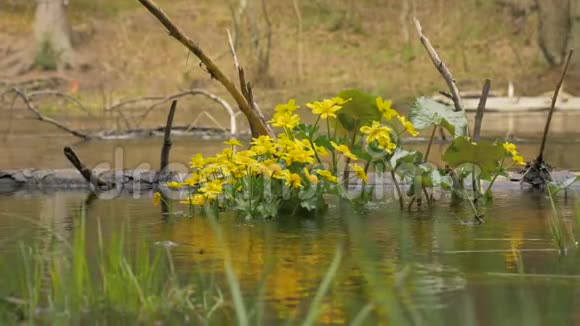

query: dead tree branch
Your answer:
[28,90,97,119]
[227,29,273,136]
[8,88,93,140]
[538,49,573,161]
[473,79,491,143]
[64,146,112,190]
[414,18,463,112]
[159,100,177,179]
[137,0,273,138]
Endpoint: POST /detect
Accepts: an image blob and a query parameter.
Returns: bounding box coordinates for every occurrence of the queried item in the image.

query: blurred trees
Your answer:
[34,0,75,70]
[502,0,580,69]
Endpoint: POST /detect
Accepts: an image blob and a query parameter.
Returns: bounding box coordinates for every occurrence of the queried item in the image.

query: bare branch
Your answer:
[9,88,92,140]
[160,100,177,178]
[414,18,463,112]
[27,90,97,119]
[64,146,111,190]
[473,79,491,143]
[538,49,573,161]
[137,0,272,137]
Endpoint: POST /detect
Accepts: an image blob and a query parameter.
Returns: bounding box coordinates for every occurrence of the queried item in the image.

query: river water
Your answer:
[1,133,580,323]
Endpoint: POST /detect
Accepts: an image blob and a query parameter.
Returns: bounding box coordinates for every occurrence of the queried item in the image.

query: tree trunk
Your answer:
[34,0,75,69]
[536,0,570,66]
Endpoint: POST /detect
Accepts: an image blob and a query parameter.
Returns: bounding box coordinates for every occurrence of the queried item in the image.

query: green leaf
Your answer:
[409,97,468,138]
[442,137,504,178]
[336,89,381,136]
[389,149,423,170]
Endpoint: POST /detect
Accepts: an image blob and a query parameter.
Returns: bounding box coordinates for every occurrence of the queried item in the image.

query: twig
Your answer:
[473,79,491,143]
[538,49,573,161]
[64,146,111,190]
[9,88,92,140]
[137,0,272,137]
[27,90,96,119]
[227,29,274,137]
[134,89,237,129]
[414,18,463,112]
[160,100,177,179]
[424,126,437,162]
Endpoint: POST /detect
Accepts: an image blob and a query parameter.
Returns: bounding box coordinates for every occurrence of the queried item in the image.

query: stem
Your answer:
[484,159,507,196]
[538,50,573,161]
[424,126,437,162]
[328,119,337,174]
[390,170,404,209]
[342,120,359,185]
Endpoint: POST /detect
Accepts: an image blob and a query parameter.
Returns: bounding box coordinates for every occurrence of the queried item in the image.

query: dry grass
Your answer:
[0,0,547,124]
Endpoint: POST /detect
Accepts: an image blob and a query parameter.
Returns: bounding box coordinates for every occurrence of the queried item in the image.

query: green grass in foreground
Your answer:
[1,204,579,324]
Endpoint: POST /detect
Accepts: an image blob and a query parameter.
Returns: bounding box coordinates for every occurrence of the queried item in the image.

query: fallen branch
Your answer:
[64,146,112,190]
[28,90,97,119]
[8,88,93,140]
[472,79,491,143]
[159,100,177,179]
[414,18,463,112]
[137,0,273,138]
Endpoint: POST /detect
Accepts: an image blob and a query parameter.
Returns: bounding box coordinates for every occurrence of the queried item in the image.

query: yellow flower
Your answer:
[330,141,358,160]
[397,116,419,136]
[502,142,525,165]
[360,121,393,144]
[199,179,225,200]
[233,150,257,166]
[316,169,339,183]
[180,194,205,206]
[153,192,161,207]
[285,173,304,189]
[269,112,300,130]
[190,153,205,169]
[503,142,517,156]
[167,181,183,189]
[331,97,351,105]
[224,138,242,147]
[376,96,398,120]
[350,164,368,184]
[378,139,397,154]
[275,99,299,114]
[306,99,342,119]
[304,167,319,185]
[513,154,525,165]
[283,143,316,165]
[184,173,200,187]
[251,135,276,155]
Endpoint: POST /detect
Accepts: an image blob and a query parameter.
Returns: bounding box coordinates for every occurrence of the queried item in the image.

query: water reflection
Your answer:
[1,189,579,323]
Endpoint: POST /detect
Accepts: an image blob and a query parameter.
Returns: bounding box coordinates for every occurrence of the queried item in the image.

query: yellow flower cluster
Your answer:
[503,142,525,165]
[162,95,405,211]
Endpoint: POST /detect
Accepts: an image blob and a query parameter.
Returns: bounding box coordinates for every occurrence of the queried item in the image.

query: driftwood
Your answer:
[63,146,112,190]
[137,0,273,138]
[472,79,491,143]
[414,18,464,113]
